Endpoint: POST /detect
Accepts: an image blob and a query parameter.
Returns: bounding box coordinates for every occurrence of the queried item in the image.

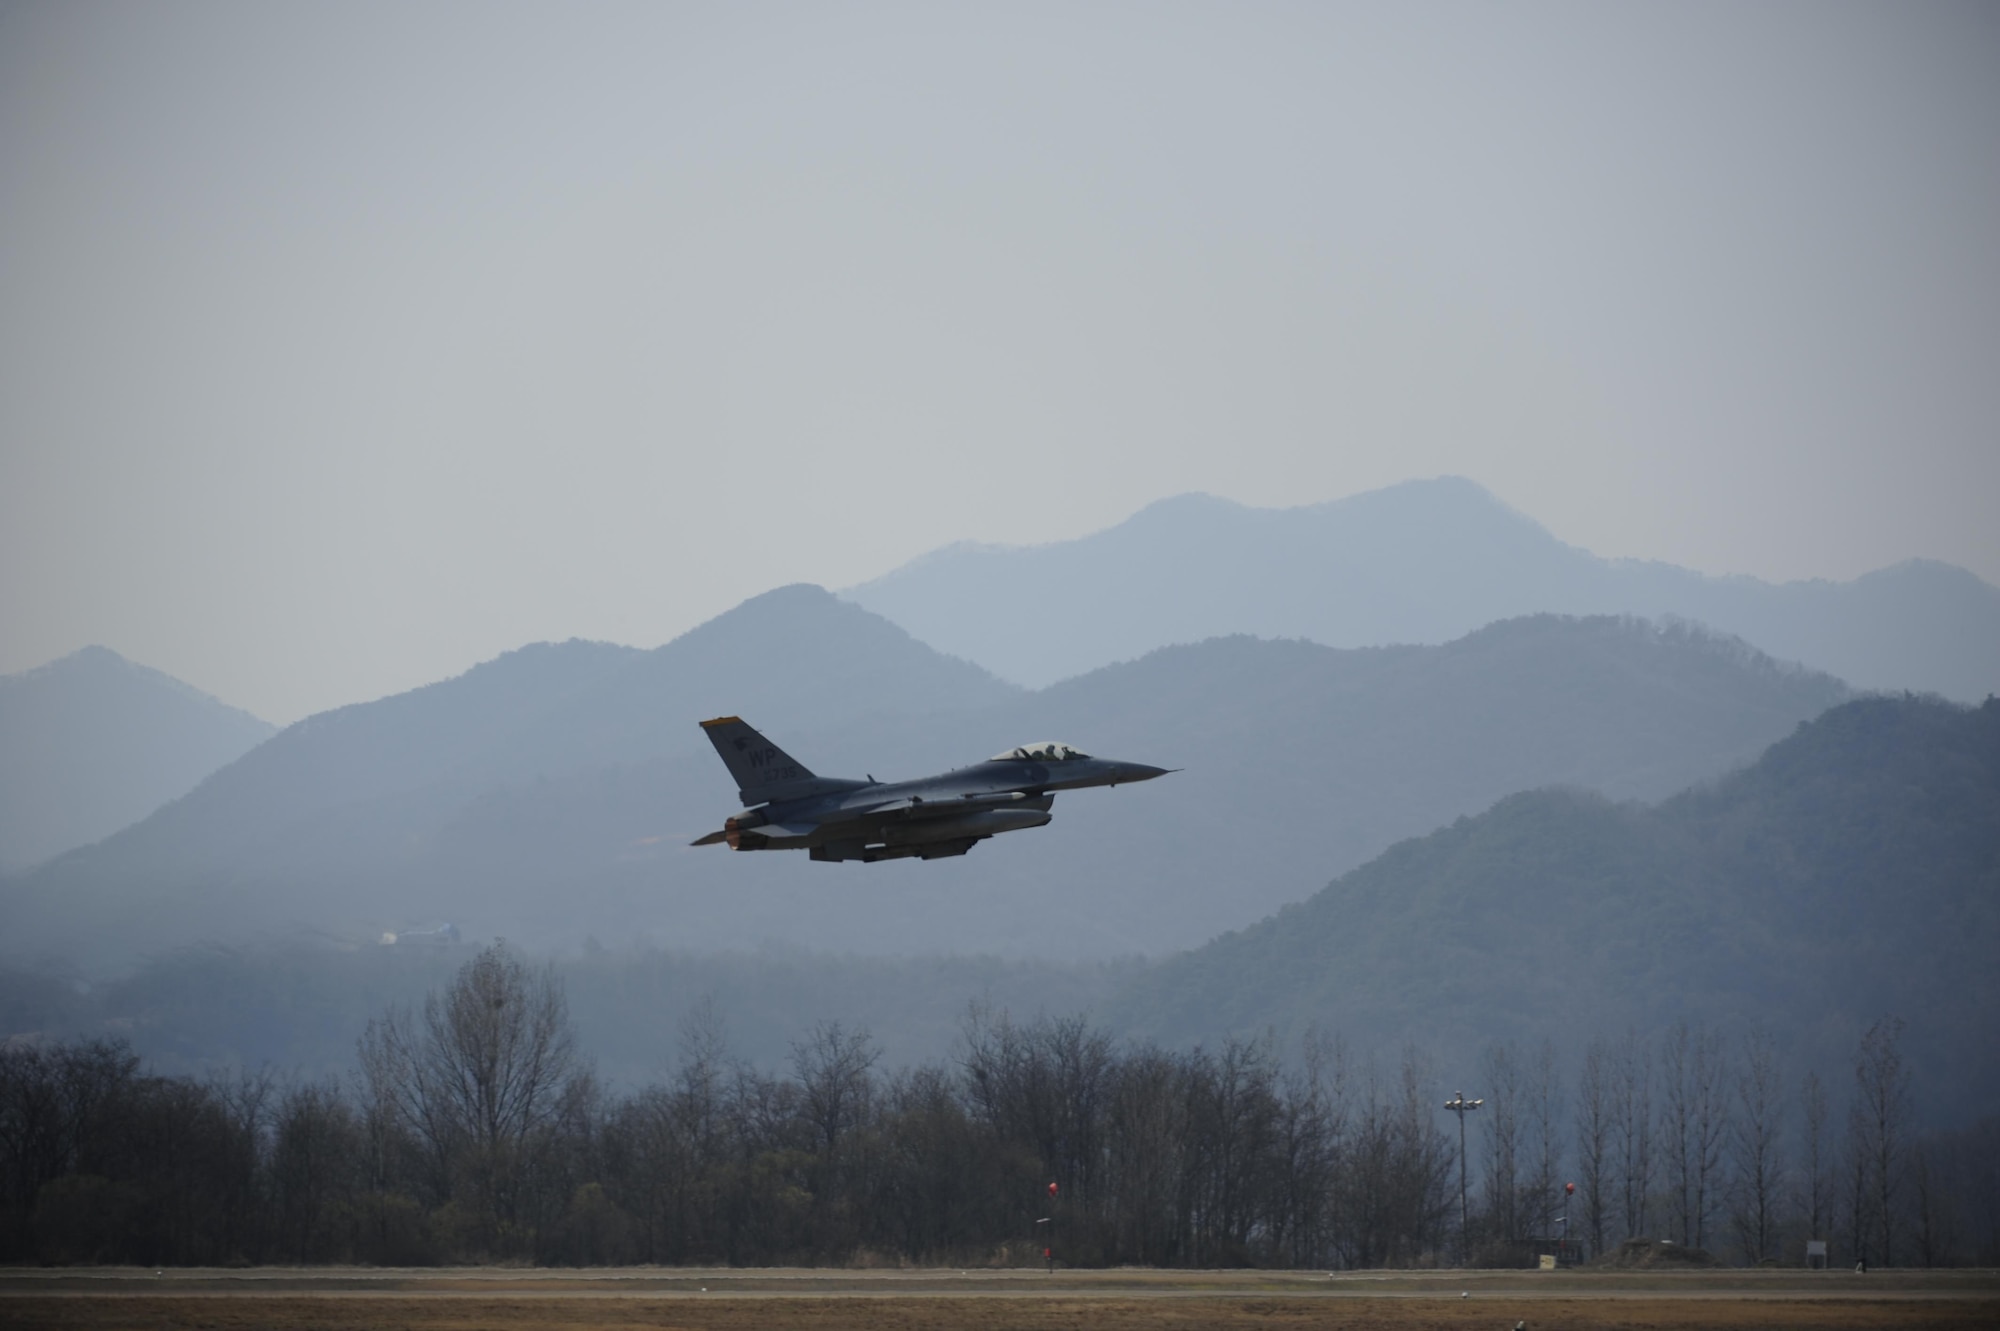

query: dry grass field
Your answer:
[4,1266,1995,1331]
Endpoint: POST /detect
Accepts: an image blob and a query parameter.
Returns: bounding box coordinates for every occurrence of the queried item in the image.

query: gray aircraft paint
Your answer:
[694,719,1169,863]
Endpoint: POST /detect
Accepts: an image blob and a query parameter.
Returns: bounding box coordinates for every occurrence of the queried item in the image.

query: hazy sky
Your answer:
[4,1,1996,723]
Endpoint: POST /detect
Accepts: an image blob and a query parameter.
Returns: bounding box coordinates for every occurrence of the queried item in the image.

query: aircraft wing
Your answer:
[860,792,1041,820]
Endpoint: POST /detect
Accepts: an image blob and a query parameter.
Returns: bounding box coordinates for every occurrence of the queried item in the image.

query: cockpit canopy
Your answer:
[990,741,1091,763]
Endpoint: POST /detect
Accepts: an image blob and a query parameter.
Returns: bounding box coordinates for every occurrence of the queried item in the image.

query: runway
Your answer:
[4,1265,1996,1330]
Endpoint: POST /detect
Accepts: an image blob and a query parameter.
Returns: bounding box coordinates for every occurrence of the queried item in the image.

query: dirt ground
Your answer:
[3,1266,1995,1331]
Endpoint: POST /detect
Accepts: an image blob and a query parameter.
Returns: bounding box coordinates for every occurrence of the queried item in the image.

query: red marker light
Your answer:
[1048,1181,1058,1196]
[1565,1182,1576,1195]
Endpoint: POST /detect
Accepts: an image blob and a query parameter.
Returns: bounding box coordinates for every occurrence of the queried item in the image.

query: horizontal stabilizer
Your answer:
[753,820,820,840]
[691,817,819,850]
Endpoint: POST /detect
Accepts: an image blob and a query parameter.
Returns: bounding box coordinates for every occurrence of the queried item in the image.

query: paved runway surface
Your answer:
[4,1266,1996,1330]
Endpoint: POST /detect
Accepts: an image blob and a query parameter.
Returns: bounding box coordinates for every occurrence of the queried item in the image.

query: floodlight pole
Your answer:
[1443,1090,1483,1262]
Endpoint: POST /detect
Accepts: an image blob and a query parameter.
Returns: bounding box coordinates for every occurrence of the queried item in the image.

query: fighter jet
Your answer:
[690,716,1173,862]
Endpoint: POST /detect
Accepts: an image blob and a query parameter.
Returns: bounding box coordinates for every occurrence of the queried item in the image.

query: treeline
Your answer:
[2,946,1995,1268]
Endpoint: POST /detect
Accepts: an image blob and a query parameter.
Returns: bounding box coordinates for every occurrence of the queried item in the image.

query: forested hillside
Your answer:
[6,699,1997,1270]
[1108,696,2000,1110]
[0,598,1849,967]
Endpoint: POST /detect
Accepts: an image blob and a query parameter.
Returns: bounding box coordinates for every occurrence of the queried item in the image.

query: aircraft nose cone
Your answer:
[1119,762,1173,783]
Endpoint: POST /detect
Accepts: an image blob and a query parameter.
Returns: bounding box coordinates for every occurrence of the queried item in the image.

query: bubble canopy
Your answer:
[989,741,1091,763]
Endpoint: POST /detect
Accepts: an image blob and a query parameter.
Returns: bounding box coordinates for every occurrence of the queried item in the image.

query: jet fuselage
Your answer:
[692,720,1171,863]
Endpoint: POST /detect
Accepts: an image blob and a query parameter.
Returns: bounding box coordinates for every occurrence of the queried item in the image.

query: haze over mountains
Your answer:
[5,484,1990,1113]
[3,586,1851,972]
[1109,693,2000,1108]
[844,477,2000,701]
[0,647,274,875]
[10,692,1992,1117]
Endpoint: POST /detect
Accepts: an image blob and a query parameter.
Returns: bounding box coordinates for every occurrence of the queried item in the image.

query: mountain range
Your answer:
[2,586,1851,971]
[0,647,274,876]
[9,695,1991,1114]
[1107,693,2000,1107]
[844,477,2000,702]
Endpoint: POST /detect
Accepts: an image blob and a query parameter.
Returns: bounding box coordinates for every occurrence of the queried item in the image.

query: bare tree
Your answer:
[1395,1049,1457,1264]
[18,998,1992,1272]
[791,1018,880,1254]
[1798,1070,1831,1250]
[1729,1029,1784,1264]
[1688,1026,1728,1251]
[791,1020,878,1157]
[0,1040,140,1262]
[673,997,732,1255]
[1611,1035,1653,1241]
[606,998,737,1264]
[1480,1043,1522,1244]
[1908,1114,2000,1267]
[958,1006,1114,1238]
[1186,1035,1281,1265]
[1854,1018,1909,1267]
[1105,1042,1189,1265]
[1661,1024,1694,1245]
[358,943,587,1250]
[1843,1101,1873,1265]
[1574,1040,1612,1255]
[1524,1040,1562,1248]
[1660,1023,1728,1249]
[1271,1028,1343,1267]
[208,1067,276,1262]
[1338,1049,1452,1268]
[271,1078,361,1262]
[1907,1138,1951,1267]
[1044,1014,1117,1227]
[876,1062,987,1261]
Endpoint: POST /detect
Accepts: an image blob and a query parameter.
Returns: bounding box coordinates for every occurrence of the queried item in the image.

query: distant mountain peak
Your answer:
[1122,491,1248,523]
[656,584,1017,717]
[1328,472,1554,524]
[694,582,887,629]
[0,647,276,876]
[733,581,838,609]
[5,645,267,726]
[844,475,2000,700]
[8,644,135,683]
[1114,477,1549,535]
[63,643,128,667]
[680,582,950,655]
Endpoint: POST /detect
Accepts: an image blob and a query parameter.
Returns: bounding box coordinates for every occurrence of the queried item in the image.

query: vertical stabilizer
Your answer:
[699,717,825,805]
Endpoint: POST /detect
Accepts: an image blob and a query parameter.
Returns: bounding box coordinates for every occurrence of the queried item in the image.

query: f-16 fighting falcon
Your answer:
[691,717,1173,862]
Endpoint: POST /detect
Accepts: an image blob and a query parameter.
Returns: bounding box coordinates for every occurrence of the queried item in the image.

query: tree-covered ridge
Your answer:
[5,702,1994,1268]
[1,607,1857,967]
[1109,696,2000,1111]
